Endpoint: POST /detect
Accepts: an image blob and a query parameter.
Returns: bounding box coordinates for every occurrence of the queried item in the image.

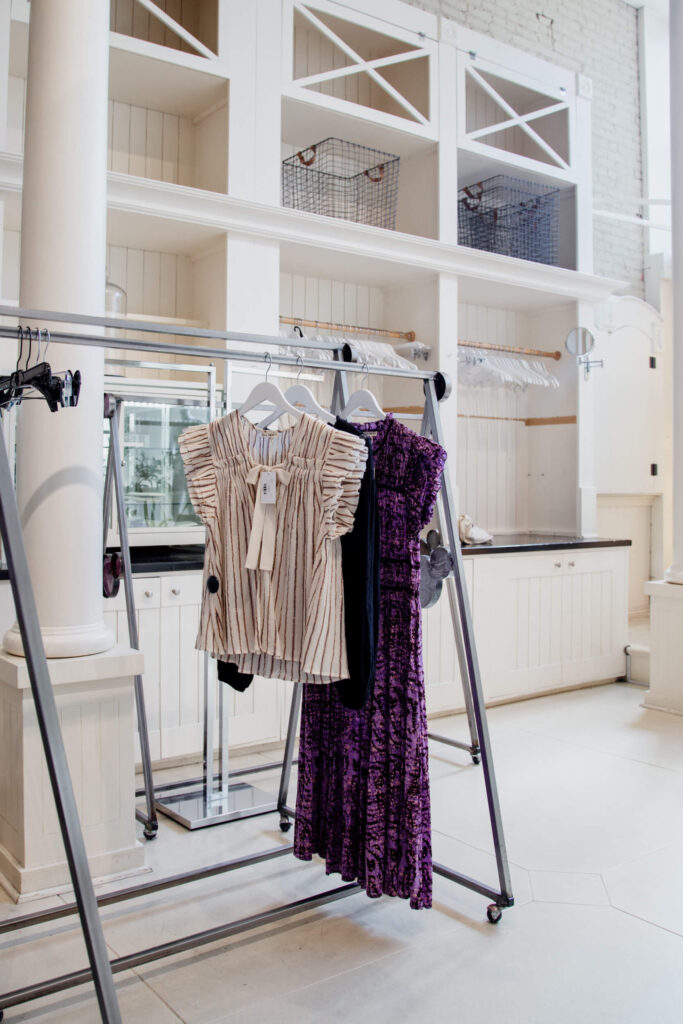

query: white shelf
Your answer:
[105,172,622,307]
[0,152,621,307]
[457,145,577,190]
[282,93,437,161]
[109,33,229,121]
[108,312,209,330]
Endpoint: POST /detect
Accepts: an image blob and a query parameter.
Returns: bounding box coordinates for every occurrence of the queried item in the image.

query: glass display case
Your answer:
[104,376,217,546]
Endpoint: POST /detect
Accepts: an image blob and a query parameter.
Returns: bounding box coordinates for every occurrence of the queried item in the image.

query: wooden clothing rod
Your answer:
[458,340,562,361]
[387,407,577,427]
[279,319,560,361]
[280,315,416,342]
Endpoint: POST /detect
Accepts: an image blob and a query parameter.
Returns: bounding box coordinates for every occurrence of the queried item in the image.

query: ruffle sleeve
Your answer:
[410,434,447,531]
[178,423,217,525]
[321,429,368,539]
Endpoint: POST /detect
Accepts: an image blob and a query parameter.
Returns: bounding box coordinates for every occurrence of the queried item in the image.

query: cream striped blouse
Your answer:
[179,411,368,684]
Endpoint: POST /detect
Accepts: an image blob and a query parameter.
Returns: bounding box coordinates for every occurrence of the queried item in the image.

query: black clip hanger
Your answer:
[0,325,82,413]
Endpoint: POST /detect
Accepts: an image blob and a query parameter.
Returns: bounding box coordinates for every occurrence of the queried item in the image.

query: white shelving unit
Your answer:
[0,0,634,755]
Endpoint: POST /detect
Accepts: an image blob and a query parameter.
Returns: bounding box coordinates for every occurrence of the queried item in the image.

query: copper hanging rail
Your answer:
[280,317,561,361]
[279,315,415,342]
[459,339,562,361]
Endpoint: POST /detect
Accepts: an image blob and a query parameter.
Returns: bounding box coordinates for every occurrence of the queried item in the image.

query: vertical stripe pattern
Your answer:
[179,411,367,684]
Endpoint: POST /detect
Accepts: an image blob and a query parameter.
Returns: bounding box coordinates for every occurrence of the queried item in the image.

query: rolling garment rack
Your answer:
[0,306,513,1024]
[102,360,278,830]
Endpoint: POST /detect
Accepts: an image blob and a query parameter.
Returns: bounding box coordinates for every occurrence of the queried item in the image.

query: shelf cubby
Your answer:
[110,0,219,59]
[105,235,227,381]
[456,299,579,536]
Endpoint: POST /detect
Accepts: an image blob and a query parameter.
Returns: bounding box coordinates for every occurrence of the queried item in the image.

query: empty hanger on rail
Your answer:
[341,363,386,421]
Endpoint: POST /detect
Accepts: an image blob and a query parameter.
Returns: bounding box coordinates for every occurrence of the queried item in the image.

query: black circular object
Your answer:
[207,575,220,594]
[487,904,503,924]
[103,551,122,599]
[434,371,452,402]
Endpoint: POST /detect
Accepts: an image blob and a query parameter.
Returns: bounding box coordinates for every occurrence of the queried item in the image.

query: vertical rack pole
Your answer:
[423,376,513,905]
[203,653,215,815]
[418,407,480,760]
[277,683,302,830]
[218,670,230,799]
[106,397,158,840]
[0,430,122,1023]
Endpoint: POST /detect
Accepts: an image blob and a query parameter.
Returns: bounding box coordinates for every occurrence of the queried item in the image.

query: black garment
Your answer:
[217,418,379,706]
[331,417,379,711]
[217,659,253,692]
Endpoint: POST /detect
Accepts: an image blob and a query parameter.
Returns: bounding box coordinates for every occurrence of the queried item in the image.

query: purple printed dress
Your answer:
[293,414,447,909]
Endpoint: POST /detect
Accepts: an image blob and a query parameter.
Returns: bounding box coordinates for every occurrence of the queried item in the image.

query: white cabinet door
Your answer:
[103,576,162,761]
[558,548,628,686]
[423,558,474,715]
[104,571,284,759]
[472,548,628,701]
[473,553,565,701]
[159,574,206,760]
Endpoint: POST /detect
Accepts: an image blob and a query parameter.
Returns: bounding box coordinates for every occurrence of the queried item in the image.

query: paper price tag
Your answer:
[260,471,276,504]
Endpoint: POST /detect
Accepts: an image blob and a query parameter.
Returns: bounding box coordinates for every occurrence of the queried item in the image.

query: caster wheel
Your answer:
[487,904,502,924]
[279,818,292,833]
[143,829,158,841]
[471,755,480,765]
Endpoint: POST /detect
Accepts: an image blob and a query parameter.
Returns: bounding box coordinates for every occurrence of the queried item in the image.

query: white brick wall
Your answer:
[406,0,645,293]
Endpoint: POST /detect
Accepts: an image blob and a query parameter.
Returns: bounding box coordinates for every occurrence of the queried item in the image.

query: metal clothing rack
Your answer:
[0,306,513,1023]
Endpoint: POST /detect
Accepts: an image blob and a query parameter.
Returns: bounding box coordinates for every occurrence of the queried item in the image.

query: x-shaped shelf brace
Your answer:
[133,0,217,61]
[465,65,570,170]
[293,2,430,126]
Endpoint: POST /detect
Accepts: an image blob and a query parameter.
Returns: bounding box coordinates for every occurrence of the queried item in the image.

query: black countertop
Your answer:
[461,533,632,555]
[0,536,632,581]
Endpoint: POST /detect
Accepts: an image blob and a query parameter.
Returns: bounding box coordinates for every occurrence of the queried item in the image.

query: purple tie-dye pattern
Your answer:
[294,414,447,909]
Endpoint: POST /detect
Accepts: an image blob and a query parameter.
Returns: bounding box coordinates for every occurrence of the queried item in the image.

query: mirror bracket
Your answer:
[577,356,604,380]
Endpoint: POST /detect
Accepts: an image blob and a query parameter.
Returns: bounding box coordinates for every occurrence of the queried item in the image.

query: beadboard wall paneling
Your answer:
[108,98,227,193]
[105,243,201,379]
[110,0,218,57]
[280,271,386,406]
[456,302,530,534]
[291,11,428,124]
[597,497,652,615]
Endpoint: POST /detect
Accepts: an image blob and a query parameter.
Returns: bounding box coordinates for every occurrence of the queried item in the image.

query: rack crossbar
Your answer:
[0,884,361,1012]
[427,732,478,755]
[0,322,437,382]
[0,305,341,350]
[432,863,515,906]
[134,758,299,799]
[0,846,293,935]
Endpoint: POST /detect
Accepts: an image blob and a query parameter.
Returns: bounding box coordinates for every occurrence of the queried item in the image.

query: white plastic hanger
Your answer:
[239,353,303,421]
[341,363,386,420]
[259,355,335,427]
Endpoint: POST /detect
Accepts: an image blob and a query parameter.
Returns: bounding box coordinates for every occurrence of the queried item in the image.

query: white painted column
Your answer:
[3,0,113,657]
[644,0,683,715]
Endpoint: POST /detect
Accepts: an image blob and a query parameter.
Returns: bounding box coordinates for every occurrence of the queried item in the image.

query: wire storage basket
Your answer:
[282,137,400,230]
[458,174,560,265]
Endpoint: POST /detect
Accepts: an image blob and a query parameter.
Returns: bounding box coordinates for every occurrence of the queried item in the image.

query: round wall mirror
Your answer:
[565,327,595,357]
